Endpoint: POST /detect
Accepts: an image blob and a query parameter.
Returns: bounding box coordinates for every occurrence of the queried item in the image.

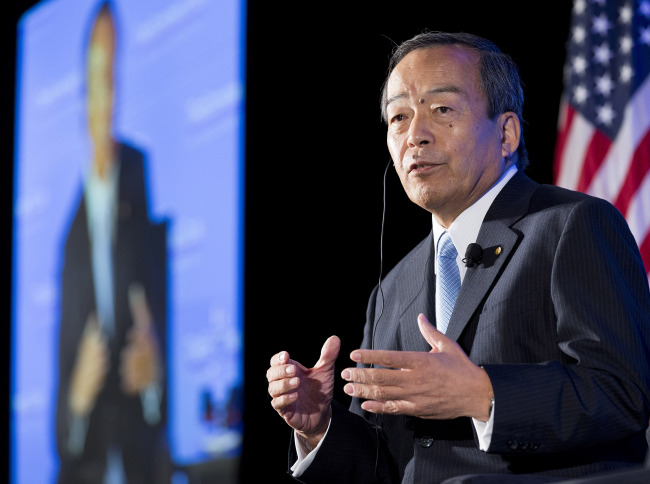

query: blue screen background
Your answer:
[11,0,246,482]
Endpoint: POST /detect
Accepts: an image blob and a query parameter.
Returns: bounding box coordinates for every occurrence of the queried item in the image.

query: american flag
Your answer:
[553,0,650,282]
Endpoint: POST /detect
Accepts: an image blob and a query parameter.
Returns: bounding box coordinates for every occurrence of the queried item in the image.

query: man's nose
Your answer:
[407,112,434,148]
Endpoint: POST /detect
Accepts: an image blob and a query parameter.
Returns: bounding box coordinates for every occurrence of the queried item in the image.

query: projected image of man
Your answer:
[54,2,169,483]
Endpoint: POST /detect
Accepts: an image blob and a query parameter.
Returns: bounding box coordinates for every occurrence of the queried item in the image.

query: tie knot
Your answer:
[438,232,457,260]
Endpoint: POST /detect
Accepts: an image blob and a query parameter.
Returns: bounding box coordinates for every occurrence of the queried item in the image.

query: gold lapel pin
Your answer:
[495,246,502,255]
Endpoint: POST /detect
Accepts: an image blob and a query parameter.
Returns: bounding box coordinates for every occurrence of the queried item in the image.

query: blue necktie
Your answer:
[435,232,461,334]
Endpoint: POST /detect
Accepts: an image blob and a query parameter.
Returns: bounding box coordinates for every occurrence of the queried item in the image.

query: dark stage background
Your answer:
[2,1,572,482]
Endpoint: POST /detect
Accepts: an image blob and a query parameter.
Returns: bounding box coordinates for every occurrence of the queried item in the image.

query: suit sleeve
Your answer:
[55,199,96,462]
[484,197,650,455]
[287,282,400,483]
[288,400,399,484]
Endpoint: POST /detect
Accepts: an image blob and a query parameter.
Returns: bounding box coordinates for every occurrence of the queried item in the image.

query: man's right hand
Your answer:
[69,314,109,417]
[267,336,340,449]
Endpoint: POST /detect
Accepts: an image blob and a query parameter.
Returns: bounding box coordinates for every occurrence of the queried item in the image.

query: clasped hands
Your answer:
[267,314,493,446]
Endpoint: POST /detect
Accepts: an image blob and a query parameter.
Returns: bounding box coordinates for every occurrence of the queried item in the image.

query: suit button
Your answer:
[508,440,518,451]
[418,436,434,448]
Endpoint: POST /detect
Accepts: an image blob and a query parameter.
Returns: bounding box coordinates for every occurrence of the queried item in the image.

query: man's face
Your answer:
[87,14,115,153]
[385,45,517,227]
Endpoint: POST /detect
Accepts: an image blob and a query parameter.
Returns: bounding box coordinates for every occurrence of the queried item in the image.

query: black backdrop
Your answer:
[2,1,573,482]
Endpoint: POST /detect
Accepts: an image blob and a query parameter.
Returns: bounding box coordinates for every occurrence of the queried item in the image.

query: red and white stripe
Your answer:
[554,75,650,282]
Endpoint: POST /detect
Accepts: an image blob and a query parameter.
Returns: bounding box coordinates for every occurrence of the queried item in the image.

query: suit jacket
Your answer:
[55,142,169,484]
[290,171,650,484]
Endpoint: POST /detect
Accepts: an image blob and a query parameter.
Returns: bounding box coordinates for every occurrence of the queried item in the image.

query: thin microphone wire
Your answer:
[371,157,393,477]
[371,158,393,350]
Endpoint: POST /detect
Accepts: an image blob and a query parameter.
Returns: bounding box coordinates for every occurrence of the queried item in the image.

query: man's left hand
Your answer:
[341,314,493,421]
[120,283,161,395]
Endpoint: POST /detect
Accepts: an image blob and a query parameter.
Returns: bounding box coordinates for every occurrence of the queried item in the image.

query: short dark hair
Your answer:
[380,31,529,170]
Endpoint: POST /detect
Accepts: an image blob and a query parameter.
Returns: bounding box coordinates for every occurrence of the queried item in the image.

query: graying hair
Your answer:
[380,31,529,170]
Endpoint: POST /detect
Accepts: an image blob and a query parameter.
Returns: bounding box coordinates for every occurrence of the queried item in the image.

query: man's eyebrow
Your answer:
[385,93,407,108]
[428,85,463,96]
[385,85,463,108]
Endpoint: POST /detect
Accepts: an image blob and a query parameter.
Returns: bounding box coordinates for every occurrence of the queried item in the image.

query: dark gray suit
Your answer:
[290,171,650,483]
[56,143,170,484]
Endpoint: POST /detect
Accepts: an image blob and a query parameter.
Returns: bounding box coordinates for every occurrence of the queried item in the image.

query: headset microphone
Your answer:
[463,243,483,268]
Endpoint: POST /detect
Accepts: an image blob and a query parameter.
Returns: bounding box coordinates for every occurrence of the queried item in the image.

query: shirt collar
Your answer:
[85,158,121,240]
[432,164,517,280]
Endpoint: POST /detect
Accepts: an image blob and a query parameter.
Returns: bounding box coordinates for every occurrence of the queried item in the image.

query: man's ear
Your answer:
[500,111,521,160]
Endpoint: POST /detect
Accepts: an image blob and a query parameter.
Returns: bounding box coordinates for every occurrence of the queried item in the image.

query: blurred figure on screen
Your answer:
[54,1,169,483]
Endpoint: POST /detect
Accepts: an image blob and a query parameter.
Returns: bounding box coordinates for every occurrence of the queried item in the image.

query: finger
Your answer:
[266,363,296,382]
[417,313,444,352]
[341,367,399,386]
[128,282,152,331]
[314,336,340,369]
[270,351,290,367]
[270,392,298,412]
[267,376,300,398]
[343,380,403,402]
[349,348,424,370]
[360,399,414,415]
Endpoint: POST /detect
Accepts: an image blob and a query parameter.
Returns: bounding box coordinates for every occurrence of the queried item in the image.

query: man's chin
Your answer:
[406,185,446,211]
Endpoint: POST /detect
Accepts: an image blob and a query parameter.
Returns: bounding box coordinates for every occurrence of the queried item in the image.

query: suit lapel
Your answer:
[373,235,434,353]
[445,172,537,342]
[398,234,437,353]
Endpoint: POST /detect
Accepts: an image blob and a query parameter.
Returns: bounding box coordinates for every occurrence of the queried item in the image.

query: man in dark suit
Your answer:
[55,2,169,483]
[266,31,650,483]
